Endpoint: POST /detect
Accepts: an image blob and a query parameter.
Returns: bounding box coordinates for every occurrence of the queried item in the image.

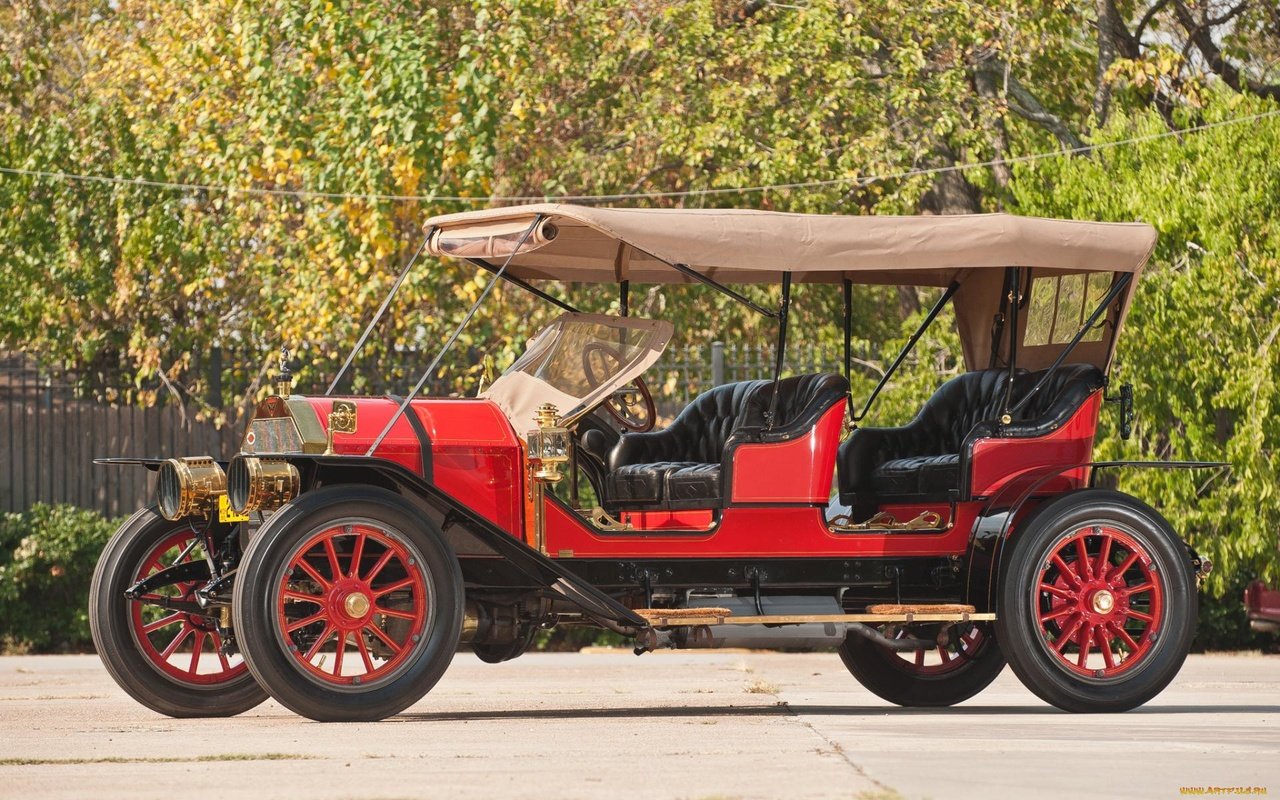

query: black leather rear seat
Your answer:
[838,364,1105,510]
[607,374,849,510]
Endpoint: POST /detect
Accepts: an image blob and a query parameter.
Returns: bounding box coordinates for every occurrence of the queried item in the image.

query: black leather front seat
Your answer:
[837,364,1104,512]
[608,373,849,510]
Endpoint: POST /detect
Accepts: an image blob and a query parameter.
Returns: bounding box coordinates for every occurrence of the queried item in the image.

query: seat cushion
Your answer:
[871,454,960,497]
[606,462,701,506]
[664,463,722,507]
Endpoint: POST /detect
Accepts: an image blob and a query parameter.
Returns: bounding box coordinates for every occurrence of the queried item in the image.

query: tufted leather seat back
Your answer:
[609,380,768,470]
[741,373,851,433]
[836,363,1106,508]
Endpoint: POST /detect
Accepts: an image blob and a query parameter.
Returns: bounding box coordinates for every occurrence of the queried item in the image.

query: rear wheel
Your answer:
[233,486,462,722]
[839,623,1005,706]
[89,507,266,717]
[996,489,1196,713]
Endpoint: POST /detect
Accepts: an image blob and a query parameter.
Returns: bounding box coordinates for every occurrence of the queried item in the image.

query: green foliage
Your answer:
[0,504,121,653]
[1009,91,1280,602]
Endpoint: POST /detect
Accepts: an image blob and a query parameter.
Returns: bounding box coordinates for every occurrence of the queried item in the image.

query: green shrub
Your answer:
[0,504,121,653]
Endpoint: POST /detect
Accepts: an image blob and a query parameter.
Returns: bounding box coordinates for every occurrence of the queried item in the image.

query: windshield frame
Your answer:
[481,312,674,435]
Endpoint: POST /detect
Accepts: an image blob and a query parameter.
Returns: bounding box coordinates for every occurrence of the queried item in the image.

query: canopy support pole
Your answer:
[999,268,1023,420]
[1007,272,1133,417]
[669,263,778,319]
[765,272,793,429]
[467,258,579,313]
[326,227,434,396]
[367,216,543,455]
[852,282,959,423]
[619,280,629,317]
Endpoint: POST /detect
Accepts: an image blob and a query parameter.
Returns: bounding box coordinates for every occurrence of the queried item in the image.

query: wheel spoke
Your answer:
[286,610,328,632]
[1095,534,1113,578]
[296,559,331,591]
[1110,551,1139,581]
[189,631,205,674]
[283,589,324,605]
[365,622,402,655]
[364,550,395,584]
[1050,554,1080,588]
[305,626,334,661]
[372,576,415,598]
[1075,536,1093,581]
[914,649,925,667]
[1125,608,1154,623]
[937,646,952,664]
[1054,615,1083,652]
[1038,582,1074,600]
[1125,581,1154,596]
[142,612,184,633]
[161,626,192,659]
[323,538,343,584]
[1039,605,1075,623]
[1098,626,1116,669]
[332,631,346,676]
[374,605,416,621]
[210,632,232,672]
[1075,624,1092,667]
[348,532,367,579]
[1109,621,1140,652]
[357,635,376,673]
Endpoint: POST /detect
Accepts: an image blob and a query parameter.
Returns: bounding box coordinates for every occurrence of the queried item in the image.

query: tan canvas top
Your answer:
[423,203,1157,371]
[423,203,1156,285]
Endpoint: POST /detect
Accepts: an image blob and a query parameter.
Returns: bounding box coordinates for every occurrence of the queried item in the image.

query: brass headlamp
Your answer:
[227,454,300,515]
[156,457,227,521]
[526,404,570,483]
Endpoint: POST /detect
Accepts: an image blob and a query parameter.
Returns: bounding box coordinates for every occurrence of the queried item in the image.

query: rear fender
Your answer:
[964,459,1226,613]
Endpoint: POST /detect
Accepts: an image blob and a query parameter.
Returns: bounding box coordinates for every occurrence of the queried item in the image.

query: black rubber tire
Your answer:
[233,486,463,722]
[839,624,1006,707]
[89,507,267,717]
[995,489,1197,713]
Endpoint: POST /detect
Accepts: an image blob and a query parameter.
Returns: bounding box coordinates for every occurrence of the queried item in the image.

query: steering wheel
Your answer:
[581,342,656,432]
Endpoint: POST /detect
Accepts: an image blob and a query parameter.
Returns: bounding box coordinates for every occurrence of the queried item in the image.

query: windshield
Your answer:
[482,313,673,434]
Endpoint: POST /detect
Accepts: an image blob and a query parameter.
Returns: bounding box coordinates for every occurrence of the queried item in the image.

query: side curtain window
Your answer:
[1024,272,1111,347]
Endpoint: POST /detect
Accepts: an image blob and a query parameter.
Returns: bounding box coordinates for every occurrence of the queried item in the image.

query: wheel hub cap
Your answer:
[1091,589,1115,614]
[343,591,371,619]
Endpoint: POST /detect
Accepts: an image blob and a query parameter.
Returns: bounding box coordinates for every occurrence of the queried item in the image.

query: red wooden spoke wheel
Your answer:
[996,490,1196,713]
[839,622,1005,707]
[1034,525,1163,679]
[90,508,266,717]
[130,530,248,685]
[276,521,432,687]
[890,624,989,676]
[233,487,463,722]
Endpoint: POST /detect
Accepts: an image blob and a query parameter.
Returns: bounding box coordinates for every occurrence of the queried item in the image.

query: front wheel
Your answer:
[89,507,267,717]
[839,623,1005,706]
[233,486,463,722]
[995,489,1197,713]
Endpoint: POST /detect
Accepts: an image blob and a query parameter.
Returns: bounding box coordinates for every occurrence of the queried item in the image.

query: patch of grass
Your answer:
[744,679,779,694]
[0,753,313,767]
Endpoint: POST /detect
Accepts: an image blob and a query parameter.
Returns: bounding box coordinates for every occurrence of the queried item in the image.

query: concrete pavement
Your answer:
[1,651,1277,799]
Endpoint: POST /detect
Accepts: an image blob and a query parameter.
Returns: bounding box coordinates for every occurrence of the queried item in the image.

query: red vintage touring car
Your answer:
[91,205,1219,721]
